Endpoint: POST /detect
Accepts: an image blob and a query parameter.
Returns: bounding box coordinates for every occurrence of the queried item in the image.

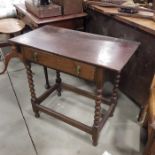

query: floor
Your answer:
[0,48,143,155]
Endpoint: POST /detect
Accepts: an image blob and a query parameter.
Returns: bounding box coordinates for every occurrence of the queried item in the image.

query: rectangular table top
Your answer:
[10,25,139,71]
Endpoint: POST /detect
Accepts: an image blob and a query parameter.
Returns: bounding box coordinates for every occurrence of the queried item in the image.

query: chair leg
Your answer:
[0,46,19,74]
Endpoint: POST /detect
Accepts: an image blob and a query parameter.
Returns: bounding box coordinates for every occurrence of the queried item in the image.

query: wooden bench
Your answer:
[143,75,155,155]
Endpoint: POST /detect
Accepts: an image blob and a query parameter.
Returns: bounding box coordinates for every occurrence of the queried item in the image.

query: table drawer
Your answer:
[23,47,96,81]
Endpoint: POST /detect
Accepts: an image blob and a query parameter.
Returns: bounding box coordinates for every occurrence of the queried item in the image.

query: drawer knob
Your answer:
[32,52,38,62]
[76,65,81,76]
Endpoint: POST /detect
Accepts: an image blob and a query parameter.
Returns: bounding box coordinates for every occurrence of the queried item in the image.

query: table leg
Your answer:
[44,66,50,89]
[56,71,62,96]
[25,62,40,118]
[92,68,104,146]
[110,72,120,116]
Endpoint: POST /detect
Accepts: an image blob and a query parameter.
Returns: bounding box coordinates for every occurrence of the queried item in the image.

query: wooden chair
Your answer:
[143,75,155,155]
[0,18,25,74]
[0,18,50,89]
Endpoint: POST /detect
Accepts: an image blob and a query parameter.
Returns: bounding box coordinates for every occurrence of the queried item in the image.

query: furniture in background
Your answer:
[10,25,139,146]
[15,3,87,89]
[86,6,155,114]
[15,4,87,30]
[142,75,155,155]
[0,18,25,74]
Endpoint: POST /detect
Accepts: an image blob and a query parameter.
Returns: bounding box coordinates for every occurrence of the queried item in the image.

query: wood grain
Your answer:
[90,5,155,36]
[0,18,25,34]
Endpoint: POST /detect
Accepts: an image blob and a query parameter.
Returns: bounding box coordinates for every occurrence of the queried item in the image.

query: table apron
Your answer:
[22,46,96,81]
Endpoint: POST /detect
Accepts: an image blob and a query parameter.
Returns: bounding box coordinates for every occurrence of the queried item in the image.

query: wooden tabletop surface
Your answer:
[10,25,139,71]
[90,5,155,36]
[0,18,25,34]
[15,4,87,25]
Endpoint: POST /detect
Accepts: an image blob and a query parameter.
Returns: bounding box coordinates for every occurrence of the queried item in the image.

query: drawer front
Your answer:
[23,47,96,81]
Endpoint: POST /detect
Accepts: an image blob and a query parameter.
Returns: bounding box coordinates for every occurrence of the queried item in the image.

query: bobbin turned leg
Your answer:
[110,72,121,116]
[56,71,62,96]
[44,66,50,89]
[92,68,104,146]
[25,62,40,118]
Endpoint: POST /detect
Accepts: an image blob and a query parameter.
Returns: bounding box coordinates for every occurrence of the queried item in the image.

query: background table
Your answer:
[15,4,87,30]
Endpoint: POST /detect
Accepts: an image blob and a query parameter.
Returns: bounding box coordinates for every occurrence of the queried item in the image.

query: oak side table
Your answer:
[10,25,140,146]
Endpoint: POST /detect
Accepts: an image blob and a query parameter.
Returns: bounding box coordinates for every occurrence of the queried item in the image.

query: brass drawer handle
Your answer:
[32,52,38,62]
[76,65,81,76]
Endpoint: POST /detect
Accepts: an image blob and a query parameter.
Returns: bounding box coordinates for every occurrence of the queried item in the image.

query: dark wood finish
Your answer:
[89,6,155,36]
[36,104,93,134]
[37,84,58,104]
[12,26,139,72]
[22,46,96,81]
[9,25,139,145]
[56,71,62,96]
[62,82,111,104]
[86,7,155,108]
[143,75,155,155]
[110,73,121,115]
[43,66,50,89]
[92,67,104,145]
[25,62,40,118]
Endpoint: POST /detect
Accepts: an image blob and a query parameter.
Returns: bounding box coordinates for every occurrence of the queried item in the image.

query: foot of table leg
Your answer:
[92,127,99,146]
[45,84,50,89]
[35,111,40,118]
[25,62,39,117]
[43,66,50,89]
[56,71,62,96]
